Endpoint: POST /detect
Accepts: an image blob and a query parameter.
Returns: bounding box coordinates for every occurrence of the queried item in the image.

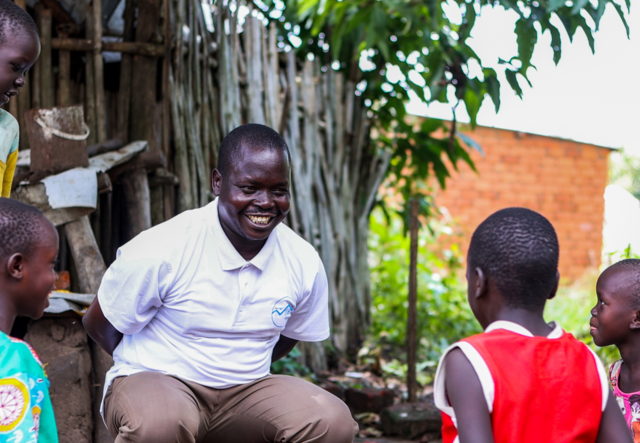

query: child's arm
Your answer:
[444,348,495,443]
[596,390,632,443]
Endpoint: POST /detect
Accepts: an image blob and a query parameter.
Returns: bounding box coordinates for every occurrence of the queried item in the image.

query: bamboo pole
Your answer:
[116,0,135,142]
[407,198,419,403]
[92,0,106,143]
[57,29,72,106]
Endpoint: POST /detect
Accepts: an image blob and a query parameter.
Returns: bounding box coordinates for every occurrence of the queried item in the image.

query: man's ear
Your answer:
[211,169,222,196]
[630,311,640,330]
[547,270,560,301]
[474,267,488,300]
[6,253,25,280]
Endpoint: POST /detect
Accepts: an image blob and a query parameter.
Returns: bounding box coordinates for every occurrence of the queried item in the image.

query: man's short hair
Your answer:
[217,124,290,176]
[608,259,640,305]
[0,0,38,45]
[0,198,47,259]
[468,207,559,310]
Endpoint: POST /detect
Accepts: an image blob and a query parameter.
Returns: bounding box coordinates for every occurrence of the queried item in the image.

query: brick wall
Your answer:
[433,125,611,282]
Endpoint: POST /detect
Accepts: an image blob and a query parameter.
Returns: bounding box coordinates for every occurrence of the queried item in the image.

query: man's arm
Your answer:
[83,297,123,356]
[444,348,494,443]
[596,390,632,443]
[271,335,298,364]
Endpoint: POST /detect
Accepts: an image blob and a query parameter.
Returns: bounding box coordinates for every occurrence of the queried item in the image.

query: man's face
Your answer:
[18,219,58,319]
[590,267,638,347]
[213,144,291,245]
[0,30,40,107]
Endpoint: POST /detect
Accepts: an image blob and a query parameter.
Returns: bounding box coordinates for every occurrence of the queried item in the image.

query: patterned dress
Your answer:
[0,108,19,198]
[610,359,640,442]
[0,331,57,442]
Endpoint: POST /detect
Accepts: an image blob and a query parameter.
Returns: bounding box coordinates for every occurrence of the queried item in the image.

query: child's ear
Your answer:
[6,253,25,280]
[474,267,488,300]
[547,270,560,301]
[630,311,640,330]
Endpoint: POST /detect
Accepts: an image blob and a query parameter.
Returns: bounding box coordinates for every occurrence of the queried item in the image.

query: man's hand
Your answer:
[271,335,298,364]
[83,297,123,356]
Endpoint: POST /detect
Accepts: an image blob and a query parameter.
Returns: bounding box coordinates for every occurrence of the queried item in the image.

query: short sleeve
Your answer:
[281,257,330,342]
[98,238,172,335]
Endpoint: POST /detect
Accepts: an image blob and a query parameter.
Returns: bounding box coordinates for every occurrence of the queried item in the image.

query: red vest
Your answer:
[442,329,604,443]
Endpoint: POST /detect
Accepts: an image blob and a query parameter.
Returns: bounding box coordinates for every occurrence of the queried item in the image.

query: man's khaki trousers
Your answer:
[103,371,358,443]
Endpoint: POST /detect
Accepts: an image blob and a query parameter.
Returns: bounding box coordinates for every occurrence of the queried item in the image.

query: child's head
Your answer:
[466,207,559,327]
[0,198,58,322]
[590,259,640,348]
[0,0,40,108]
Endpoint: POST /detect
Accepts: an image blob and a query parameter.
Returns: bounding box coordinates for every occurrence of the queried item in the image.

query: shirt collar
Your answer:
[209,199,278,272]
[485,320,563,339]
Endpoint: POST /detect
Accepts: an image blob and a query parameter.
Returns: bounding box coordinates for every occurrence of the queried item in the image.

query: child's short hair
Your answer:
[0,0,38,45]
[0,198,48,259]
[607,258,640,302]
[468,207,559,310]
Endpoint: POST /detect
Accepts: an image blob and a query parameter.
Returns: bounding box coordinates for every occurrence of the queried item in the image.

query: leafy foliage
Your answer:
[259,0,630,214]
[367,208,481,382]
[610,149,640,200]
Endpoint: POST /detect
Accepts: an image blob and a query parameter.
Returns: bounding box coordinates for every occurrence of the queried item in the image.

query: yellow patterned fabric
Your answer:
[0,108,20,197]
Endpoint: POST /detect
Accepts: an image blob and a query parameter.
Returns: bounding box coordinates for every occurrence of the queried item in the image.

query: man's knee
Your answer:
[307,391,358,442]
[105,373,201,443]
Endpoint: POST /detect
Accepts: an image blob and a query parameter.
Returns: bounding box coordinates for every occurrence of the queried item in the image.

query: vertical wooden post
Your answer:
[92,0,106,143]
[85,1,97,145]
[116,0,135,142]
[121,168,152,241]
[38,7,53,108]
[407,198,419,403]
[32,4,43,109]
[57,29,72,106]
[13,0,30,150]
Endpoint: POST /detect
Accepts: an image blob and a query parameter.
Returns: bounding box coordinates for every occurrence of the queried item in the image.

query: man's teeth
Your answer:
[248,215,271,225]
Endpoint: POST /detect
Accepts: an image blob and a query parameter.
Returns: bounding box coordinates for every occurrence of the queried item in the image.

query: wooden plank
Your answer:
[407,198,419,403]
[88,140,148,172]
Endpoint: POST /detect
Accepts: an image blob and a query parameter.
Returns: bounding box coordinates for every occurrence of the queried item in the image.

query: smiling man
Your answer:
[83,124,357,443]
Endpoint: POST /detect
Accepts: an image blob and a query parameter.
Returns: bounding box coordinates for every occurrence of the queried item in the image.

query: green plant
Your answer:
[367,208,481,383]
[270,347,315,379]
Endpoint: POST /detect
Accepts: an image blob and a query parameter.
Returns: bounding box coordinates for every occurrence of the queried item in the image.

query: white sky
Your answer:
[406,4,639,154]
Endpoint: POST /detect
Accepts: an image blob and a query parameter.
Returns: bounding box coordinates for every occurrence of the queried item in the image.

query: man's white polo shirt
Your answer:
[98,199,330,414]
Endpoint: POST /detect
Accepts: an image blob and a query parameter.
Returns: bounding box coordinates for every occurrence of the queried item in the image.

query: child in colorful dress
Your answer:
[0,198,58,442]
[590,259,640,442]
[0,0,40,197]
[434,207,630,443]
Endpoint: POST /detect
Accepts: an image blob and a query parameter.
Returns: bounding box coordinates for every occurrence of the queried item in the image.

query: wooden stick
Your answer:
[407,198,419,403]
[92,0,106,143]
[51,38,167,57]
[84,2,97,145]
[38,7,53,108]
[57,28,72,107]
[116,0,135,142]
[14,0,30,150]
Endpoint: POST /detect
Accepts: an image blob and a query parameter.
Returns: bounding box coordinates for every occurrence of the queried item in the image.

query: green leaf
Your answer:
[611,2,630,38]
[515,18,537,71]
[483,69,500,112]
[547,23,562,64]
[505,69,523,98]
[464,87,481,128]
[457,133,484,156]
[458,3,476,41]
[546,0,565,12]
[571,0,590,15]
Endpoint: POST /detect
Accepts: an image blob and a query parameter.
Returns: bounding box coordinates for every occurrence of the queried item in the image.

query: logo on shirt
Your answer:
[272,297,294,328]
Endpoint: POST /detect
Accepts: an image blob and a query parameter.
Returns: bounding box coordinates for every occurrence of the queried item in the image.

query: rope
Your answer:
[35,116,90,141]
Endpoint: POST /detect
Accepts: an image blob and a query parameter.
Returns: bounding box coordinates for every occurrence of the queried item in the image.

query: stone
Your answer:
[25,317,94,443]
[380,401,442,440]
[346,387,395,414]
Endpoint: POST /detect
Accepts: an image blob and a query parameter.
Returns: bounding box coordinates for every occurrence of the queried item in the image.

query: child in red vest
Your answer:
[434,207,630,443]
[591,259,640,442]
